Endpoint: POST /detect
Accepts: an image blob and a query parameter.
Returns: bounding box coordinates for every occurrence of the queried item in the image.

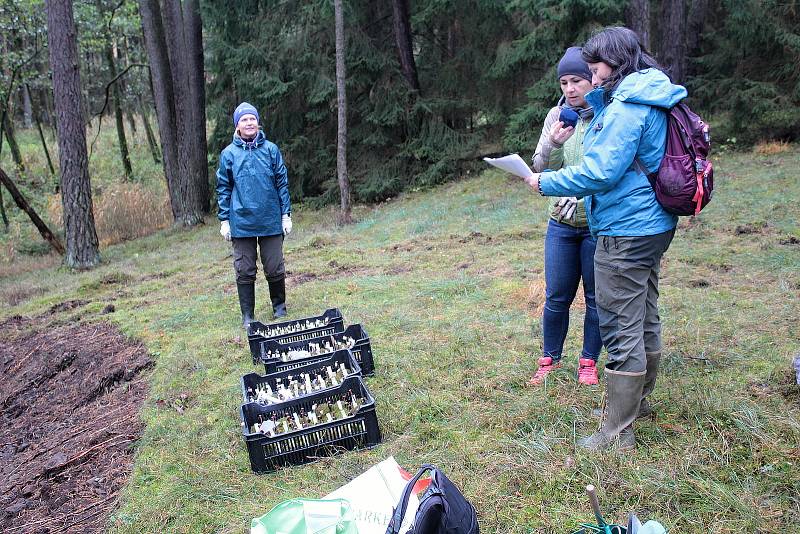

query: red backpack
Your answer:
[636,102,714,216]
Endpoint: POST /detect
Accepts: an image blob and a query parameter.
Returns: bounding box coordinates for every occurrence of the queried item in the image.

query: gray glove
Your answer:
[554,197,578,223]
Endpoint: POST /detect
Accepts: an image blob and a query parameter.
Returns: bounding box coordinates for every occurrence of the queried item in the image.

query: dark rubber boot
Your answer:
[236,282,256,330]
[578,368,646,451]
[268,276,287,318]
[638,351,661,418]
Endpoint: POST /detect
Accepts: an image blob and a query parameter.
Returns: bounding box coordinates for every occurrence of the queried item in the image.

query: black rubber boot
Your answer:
[268,276,287,318]
[236,282,256,330]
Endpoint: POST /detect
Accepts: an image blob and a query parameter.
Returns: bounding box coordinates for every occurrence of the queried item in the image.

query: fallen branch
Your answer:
[0,165,64,255]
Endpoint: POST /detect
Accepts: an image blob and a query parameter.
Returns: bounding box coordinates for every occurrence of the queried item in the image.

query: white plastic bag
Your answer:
[324,456,419,534]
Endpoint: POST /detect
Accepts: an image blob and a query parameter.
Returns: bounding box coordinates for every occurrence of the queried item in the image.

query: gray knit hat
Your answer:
[233,102,259,127]
[557,47,592,82]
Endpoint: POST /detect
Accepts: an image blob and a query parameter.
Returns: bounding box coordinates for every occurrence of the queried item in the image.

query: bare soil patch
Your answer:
[0,308,152,533]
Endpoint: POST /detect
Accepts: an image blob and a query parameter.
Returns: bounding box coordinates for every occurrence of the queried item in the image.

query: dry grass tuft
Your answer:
[48,183,172,246]
[753,140,791,155]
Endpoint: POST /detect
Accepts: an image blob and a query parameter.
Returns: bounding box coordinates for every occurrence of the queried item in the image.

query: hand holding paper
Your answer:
[483,154,534,179]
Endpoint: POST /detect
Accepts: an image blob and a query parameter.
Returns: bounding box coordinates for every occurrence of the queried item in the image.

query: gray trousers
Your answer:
[232,235,285,284]
[593,229,675,373]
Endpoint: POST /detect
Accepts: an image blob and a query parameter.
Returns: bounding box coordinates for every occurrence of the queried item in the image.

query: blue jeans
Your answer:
[543,219,602,361]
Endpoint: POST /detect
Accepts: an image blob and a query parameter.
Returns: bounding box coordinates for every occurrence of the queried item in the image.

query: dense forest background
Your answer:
[1,0,799,262]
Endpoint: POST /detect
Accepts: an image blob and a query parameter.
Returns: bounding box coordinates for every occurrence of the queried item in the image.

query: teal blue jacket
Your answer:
[539,69,686,237]
[216,130,291,238]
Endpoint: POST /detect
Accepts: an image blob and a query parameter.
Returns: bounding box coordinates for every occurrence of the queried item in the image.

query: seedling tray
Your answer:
[241,349,361,405]
[240,375,381,473]
[247,308,345,361]
[259,324,375,375]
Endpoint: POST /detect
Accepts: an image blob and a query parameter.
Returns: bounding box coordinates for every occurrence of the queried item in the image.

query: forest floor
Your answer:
[0,145,799,533]
[0,301,152,533]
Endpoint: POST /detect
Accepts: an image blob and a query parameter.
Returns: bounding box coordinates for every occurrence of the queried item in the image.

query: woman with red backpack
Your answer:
[525,26,687,451]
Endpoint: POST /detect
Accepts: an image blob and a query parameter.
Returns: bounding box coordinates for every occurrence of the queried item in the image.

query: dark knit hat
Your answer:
[557,47,592,82]
[233,102,259,127]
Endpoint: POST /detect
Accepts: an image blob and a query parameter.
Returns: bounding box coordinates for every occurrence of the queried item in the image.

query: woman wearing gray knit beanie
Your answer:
[528,46,603,387]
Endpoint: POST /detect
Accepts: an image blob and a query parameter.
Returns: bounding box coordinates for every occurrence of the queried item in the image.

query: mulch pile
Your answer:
[0,301,153,533]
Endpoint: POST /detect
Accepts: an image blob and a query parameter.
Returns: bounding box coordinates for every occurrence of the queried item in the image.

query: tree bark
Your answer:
[138,0,201,226]
[46,0,100,267]
[26,83,56,176]
[625,0,650,50]
[391,0,420,93]
[334,0,351,223]
[2,113,26,174]
[162,0,203,224]
[103,42,134,180]
[0,165,65,254]
[0,186,7,230]
[660,0,686,84]
[21,83,33,129]
[686,0,709,73]
[183,0,210,213]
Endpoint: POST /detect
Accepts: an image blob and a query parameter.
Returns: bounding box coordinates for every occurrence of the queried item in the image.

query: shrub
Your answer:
[48,182,172,246]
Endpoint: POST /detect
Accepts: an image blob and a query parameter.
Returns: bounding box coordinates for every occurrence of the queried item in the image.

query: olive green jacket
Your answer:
[531,105,592,227]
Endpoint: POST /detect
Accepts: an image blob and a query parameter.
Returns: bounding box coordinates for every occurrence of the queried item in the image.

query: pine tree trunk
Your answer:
[162,0,203,225]
[26,83,56,176]
[104,42,134,180]
[0,186,7,230]
[686,0,709,77]
[46,0,100,268]
[334,0,351,224]
[139,94,161,163]
[0,165,65,254]
[625,0,650,50]
[138,0,199,225]
[660,0,686,83]
[183,0,210,213]
[2,113,26,174]
[392,0,420,93]
[21,83,33,129]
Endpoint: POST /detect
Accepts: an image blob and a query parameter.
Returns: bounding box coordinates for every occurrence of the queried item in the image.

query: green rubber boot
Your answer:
[578,368,646,451]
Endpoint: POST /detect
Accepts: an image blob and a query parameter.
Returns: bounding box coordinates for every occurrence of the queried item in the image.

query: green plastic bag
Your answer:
[251,498,359,534]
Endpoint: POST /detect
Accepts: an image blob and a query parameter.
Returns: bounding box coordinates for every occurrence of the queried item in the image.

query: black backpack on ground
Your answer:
[385,464,479,534]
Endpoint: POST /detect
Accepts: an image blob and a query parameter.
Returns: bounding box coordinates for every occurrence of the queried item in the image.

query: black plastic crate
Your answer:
[240,375,381,473]
[241,349,361,405]
[247,308,345,361]
[259,324,375,376]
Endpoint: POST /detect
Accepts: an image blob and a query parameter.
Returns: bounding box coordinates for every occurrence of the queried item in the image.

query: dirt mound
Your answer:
[0,308,152,533]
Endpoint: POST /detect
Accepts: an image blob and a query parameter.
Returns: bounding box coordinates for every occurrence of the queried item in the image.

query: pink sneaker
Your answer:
[577,358,599,385]
[528,357,561,386]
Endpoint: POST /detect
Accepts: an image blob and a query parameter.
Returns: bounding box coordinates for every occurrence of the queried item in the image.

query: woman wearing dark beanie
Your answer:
[217,102,293,328]
[528,46,603,387]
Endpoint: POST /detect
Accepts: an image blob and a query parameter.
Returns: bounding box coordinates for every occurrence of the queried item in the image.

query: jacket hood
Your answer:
[612,68,687,108]
[232,129,266,148]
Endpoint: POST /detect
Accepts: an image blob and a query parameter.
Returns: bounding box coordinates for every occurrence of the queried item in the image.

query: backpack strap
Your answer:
[385,464,437,534]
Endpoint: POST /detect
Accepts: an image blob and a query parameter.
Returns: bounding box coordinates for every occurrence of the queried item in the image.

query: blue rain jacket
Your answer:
[216,130,291,238]
[539,68,686,237]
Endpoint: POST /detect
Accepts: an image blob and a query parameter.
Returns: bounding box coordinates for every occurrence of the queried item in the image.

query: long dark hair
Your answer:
[581,26,664,93]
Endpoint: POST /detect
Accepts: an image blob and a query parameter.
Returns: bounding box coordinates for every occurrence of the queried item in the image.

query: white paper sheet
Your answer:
[483,153,534,179]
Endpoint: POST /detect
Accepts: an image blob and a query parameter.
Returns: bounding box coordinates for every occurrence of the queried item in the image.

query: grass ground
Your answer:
[1,143,799,533]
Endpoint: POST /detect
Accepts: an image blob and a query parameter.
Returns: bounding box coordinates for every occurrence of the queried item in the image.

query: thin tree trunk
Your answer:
[625,0,650,50]
[2,113,25,174]
[21,83,33,128]
[0,165,65,254]
[183,0,210,213]
[0,186,7,230]
[103,41,134,180]
[139,93,161,163]
[334,0,351,223]
[392,0,420,93]
[27,83,56,176]
[46,0,100,267]
[660,0,686,83]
